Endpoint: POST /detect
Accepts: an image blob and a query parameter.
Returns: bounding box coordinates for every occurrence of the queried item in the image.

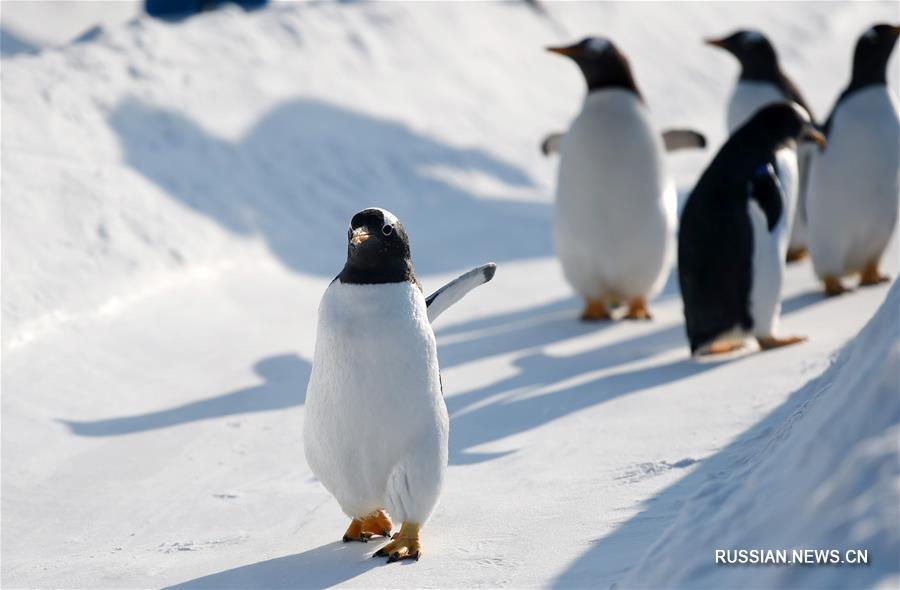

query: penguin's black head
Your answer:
[705,30,780,80]
[850,24,900,87]
[546,37,641,98]
[741,102,826,149]
[339,207,416,284]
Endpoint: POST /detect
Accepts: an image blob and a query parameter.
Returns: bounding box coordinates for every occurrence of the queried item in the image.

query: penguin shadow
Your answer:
[436,267,682,370]
[60,354,309,437]
[447,324,741,464]
[165,541,385,589]
[108,97,549,277]
[438,250,842,464]
[435,296,604,369]
[781,288,829,314]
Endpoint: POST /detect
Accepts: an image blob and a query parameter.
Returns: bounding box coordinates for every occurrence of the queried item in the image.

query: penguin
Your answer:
[705,30,817,262]
[807,24,900,296]
[547,37,677,321]
[678,103,826,355]
[303,207,495,562]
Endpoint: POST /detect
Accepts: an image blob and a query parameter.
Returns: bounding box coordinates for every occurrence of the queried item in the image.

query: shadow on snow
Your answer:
[60,354,309,436]
[165,541,392,589]
[108,97,549,278]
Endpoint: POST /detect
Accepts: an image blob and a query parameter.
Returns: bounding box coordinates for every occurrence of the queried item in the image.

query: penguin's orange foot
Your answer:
[343,510,393,543]
[580,299,611,321]
[786,247,808,263]
[757,335,807,351]
[859,263,890,287]
[624,297,652,320]
[702,340,746,355]
[373,522,421,563]
[823,276,851,297]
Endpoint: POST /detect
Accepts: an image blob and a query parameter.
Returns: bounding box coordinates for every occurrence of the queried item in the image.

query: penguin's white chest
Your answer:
[728,81,785,132]
[808,87,900,277]
[746,150,795,338]
[554,90,675,301]
[773,146,799,252]
[304,280,447,520]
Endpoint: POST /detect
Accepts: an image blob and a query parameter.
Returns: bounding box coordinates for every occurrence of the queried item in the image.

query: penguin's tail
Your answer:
[426,263,497,323]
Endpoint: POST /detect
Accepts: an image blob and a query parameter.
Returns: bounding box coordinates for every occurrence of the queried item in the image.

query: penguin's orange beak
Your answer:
[547,45,581,57]
[350,228,371,246]
[704,37,727,49]
[804,127,827,147]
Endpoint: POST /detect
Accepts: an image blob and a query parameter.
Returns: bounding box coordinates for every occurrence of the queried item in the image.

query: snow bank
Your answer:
[623,282,900,588]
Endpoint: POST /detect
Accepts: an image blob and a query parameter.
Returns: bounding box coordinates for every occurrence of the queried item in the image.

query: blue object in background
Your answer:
[146,0,268,21]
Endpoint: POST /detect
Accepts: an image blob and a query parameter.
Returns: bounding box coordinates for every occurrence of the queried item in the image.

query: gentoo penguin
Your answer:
[807,24,900,296]
[547,37,677,321]
[706,30,816,262]
[304,208,495,562]
[678,103,826,355]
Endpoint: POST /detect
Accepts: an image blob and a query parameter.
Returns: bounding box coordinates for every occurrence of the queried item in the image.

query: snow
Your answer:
[1,2,898,588]
[623,282,900,589]
[1,0,141,54]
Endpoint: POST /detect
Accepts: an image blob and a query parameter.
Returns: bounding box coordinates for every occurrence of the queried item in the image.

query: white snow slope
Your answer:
[624,282,900,589]
[2,2,898,589]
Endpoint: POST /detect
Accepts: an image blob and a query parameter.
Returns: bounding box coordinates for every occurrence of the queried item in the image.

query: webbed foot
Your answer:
[823,276,852,297]
[580,298,611,321]
[624,297,652,320]
[860,263,890,287]
[373,522,421,563]
[757,335,807,351]
[343,510,392,543]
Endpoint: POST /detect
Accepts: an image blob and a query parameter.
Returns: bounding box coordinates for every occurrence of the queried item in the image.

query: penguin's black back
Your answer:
[678,105,802,352]
[678,178,755,353]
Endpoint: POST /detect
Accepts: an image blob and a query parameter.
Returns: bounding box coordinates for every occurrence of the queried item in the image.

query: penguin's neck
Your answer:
[739,60,781,85]
[338,257,417,286]
[579,63,643,101]
[848,55,889,93]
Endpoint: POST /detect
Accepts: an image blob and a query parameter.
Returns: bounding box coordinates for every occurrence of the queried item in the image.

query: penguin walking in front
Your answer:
[705,30,817,262]
[807,24,900,296]
[678,103,826,355]
[304,208,495,562]
[547,37,677,321]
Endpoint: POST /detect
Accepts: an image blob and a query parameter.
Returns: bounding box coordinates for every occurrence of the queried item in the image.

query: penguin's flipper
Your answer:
[749,163,784,232]
[661,129,707,152]
[426,263,497,323]
[540,132,565,156]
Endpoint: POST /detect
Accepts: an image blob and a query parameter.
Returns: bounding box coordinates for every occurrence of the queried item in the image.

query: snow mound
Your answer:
[624,282,900,589]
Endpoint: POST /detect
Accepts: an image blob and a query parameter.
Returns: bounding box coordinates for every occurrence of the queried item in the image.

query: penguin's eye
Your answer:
[348,227,353,240]
[382,225,394,236]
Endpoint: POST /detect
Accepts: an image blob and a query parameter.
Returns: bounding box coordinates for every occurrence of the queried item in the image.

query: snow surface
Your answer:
[2,2,898,588]
[624,282,900,589]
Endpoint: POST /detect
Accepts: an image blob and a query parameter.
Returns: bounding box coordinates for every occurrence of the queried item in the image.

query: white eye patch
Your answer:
[369,207,398,232]
[586,37,610,53]
[742,31,764,44]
